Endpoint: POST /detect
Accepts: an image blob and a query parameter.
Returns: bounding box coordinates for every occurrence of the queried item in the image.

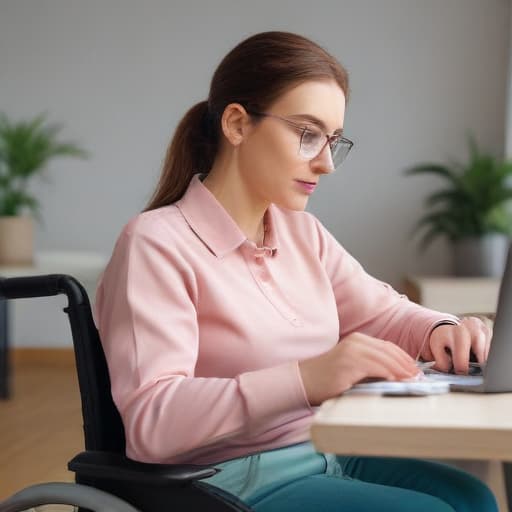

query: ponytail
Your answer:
[144,100,217,211]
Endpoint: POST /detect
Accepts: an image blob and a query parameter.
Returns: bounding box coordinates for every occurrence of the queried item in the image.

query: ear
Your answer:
[220,103,251,146]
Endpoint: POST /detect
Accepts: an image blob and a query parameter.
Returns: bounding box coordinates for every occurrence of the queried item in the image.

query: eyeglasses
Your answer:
[248,111,353,169]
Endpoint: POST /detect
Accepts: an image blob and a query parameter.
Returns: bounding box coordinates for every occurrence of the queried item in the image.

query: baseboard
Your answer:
[12,347,75,367]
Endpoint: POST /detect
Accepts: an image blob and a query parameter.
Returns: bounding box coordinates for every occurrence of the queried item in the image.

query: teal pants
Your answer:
[206,442,498,511]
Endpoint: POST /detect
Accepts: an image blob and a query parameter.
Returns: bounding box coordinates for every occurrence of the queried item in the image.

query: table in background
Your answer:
[0,251,107,399]
[311,392,512,512]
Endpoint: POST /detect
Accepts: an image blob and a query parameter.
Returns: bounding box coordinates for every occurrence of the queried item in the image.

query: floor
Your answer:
[0,357,83,500]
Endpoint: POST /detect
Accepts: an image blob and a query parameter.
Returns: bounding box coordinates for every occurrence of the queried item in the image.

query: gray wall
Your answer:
[0,0,510,345]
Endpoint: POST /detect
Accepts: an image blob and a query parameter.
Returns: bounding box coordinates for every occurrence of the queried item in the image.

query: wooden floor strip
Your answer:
[11,347,75,367]
[0,356,82,499]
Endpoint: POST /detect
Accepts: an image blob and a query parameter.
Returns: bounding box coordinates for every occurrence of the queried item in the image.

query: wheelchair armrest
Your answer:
[68,451,219,486]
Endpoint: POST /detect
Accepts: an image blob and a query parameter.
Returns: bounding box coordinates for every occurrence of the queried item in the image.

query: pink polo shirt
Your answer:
[94,173,458,465]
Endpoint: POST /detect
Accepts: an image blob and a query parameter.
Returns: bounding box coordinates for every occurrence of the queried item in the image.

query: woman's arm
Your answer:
[312,216,459,358]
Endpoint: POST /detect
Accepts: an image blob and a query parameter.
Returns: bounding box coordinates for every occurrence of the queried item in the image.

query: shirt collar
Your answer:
[176,174,279,258]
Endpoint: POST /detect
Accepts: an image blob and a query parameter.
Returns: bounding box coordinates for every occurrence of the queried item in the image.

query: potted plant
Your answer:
[405,135,512,277]
[0,113,87,264]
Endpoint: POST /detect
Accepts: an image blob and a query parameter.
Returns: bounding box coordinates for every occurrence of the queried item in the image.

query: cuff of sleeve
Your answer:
[237,361,314,434]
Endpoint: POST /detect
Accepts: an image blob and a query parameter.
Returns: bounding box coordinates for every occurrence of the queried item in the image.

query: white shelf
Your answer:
[1,251,108,348]
[404,275,501,315]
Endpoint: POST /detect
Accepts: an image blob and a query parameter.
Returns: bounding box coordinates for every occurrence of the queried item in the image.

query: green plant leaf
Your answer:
[0,112,88,219]
[405,135,512,245]
[425,189,469,208]
[404,164,461,187]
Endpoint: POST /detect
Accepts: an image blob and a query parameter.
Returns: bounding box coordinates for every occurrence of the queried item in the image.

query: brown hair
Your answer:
[144,31,350,211]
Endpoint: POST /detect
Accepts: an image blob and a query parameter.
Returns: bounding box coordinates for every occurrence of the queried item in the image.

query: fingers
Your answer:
[359,337,419,380]
[428,324,469,373]
[471,324,488,363]
[450,326,471,374]
[459,317,491,367]
[428,317,492,374]
[392,349,421,379]
[379,339,418,371]
[429,334,455,373]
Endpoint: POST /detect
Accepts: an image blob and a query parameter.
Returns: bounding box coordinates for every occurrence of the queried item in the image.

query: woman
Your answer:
[94,31,497,511]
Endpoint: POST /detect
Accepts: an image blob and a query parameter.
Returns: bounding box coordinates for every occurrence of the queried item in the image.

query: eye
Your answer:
[301,128,321,147]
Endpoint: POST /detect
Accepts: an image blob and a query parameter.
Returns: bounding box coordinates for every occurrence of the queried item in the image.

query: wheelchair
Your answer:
[0,274,252,512]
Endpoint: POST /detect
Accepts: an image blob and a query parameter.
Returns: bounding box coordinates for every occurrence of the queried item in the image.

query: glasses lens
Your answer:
[332,139,353,168]
[299,129,324,159]
[299,129,353,169]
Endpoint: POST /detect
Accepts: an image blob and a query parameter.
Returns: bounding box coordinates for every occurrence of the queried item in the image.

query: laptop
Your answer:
[350,242,512,395]
[428,241,512,393]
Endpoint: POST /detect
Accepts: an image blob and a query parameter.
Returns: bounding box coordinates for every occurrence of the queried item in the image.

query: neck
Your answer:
[202,160,268,246]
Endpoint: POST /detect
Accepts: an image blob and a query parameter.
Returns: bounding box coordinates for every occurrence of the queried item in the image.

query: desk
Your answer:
[311,393,512,511]
[0,251,107,399]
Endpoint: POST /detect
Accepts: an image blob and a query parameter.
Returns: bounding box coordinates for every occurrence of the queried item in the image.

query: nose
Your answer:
[310,144,335,175]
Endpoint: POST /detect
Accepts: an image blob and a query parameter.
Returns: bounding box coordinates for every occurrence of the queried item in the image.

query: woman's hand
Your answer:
[421,317,492,374]
[298,332,420,406]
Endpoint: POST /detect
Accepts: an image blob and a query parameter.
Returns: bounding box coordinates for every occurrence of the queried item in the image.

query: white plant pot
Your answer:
[453,234,510,277]
[0,216,34,265]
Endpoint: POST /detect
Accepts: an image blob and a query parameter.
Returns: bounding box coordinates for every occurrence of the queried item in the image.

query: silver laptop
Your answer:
[426,242,512,393]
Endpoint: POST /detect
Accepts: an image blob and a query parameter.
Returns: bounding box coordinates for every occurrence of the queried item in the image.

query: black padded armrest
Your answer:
[68,451,219,486]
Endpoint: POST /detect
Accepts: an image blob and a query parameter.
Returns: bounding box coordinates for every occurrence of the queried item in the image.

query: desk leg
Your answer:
[0,297,9,399]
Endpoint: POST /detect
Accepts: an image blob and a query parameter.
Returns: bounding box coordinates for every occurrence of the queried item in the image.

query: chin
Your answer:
[274,196,309,211]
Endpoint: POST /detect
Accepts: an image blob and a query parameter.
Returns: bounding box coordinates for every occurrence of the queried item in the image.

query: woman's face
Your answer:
[238,79,346,211]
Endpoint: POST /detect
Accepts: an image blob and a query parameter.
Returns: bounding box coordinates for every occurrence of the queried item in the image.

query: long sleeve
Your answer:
[312,217,459,357]
[94,215,312,464]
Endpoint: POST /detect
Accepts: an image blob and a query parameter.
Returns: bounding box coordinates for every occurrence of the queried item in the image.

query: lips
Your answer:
[295,180,317,195]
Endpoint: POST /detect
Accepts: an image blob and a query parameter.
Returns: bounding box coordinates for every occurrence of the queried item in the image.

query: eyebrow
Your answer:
[288,114,344,135]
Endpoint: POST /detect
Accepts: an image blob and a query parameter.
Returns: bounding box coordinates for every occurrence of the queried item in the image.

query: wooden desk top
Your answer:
[310,392,512,461]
